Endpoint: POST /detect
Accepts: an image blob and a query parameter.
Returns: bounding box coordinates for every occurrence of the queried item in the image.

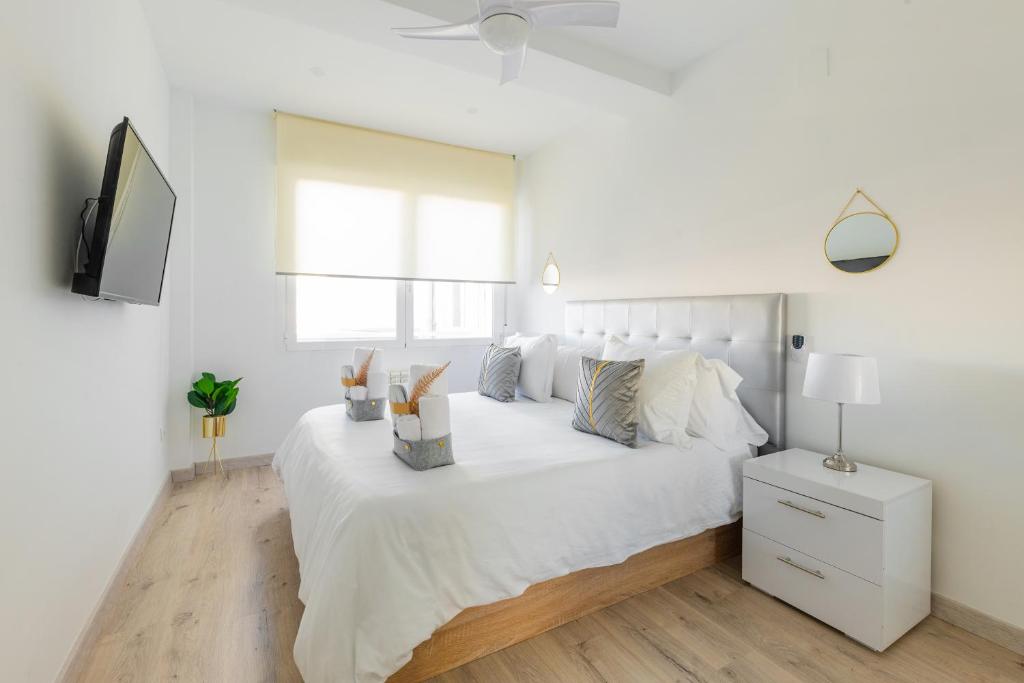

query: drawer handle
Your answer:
[777,499,826,518]
[777,555,825,579]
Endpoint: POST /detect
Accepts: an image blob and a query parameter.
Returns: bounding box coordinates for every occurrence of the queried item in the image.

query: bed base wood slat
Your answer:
[387,520,741,683]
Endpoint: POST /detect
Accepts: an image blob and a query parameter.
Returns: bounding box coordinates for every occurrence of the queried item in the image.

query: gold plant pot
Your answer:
[202,415,227,438]
[201,415,228,476]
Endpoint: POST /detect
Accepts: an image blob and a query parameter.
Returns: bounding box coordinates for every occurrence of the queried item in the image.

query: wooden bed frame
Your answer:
[387,520,741,682]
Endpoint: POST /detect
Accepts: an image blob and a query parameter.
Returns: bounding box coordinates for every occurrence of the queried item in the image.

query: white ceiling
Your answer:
[142,0,775,155]
[549,1,776,73]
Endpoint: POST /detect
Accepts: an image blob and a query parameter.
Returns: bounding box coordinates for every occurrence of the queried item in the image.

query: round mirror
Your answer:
[825,211,898,273]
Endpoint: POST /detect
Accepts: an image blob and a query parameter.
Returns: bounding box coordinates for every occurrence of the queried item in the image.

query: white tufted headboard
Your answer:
[564,293,787,452]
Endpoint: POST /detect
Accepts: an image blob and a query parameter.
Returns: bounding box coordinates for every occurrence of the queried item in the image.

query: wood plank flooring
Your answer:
[71,466,1024,682]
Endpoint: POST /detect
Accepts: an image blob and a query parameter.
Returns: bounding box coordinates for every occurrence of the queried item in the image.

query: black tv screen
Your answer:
[72,117,176,305]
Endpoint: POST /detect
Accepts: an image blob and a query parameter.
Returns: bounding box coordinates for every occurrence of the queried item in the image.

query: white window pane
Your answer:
[413,281,493,340]
[294,276,396,342]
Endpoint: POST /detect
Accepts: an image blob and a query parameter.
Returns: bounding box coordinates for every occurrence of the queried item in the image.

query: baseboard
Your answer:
[932,593,1024,655]
[58,474,173,682]
[170,466,195,482]
[171,453,274,481]
[192,452,274,476]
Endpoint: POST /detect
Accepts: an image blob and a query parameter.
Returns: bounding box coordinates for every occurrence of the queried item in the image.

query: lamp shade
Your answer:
[803,353,880,405]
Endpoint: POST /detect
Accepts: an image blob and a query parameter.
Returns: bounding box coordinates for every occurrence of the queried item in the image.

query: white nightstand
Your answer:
[742,448,932,651]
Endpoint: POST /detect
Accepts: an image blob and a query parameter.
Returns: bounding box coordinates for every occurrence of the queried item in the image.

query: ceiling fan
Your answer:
[393,0,620,84]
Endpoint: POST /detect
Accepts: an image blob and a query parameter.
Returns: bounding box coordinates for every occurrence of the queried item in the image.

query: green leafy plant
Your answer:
[187,372,243,416]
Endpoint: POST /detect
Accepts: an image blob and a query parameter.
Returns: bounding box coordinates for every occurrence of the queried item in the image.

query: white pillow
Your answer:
[601,335,698,448]
[504,333,558,402]
[552,345,603,402]
[552,346,581,402]
[687,356,769,451]
[600,335,647,362]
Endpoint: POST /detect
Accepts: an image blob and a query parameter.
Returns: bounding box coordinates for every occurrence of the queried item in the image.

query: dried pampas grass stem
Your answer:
[409,361,451,415]
[355,348,376,387]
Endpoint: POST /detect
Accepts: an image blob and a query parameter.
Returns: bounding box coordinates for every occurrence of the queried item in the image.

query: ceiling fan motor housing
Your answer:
[478,12,531,55]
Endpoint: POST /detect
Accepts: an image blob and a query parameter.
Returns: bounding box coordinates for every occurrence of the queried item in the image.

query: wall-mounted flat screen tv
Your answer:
[72,117,176,305]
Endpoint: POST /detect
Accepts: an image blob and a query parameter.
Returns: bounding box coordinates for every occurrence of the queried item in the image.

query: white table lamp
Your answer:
[803,352,880,472]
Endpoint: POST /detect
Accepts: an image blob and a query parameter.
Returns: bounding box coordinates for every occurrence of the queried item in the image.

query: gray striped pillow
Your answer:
[572,357,645,447]
[478,344,522,402]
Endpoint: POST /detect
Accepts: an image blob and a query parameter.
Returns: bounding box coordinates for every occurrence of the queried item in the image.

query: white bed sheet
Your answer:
[273,392,753,682]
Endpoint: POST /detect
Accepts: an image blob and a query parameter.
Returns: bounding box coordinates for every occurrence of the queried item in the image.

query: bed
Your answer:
[274,293,786,683]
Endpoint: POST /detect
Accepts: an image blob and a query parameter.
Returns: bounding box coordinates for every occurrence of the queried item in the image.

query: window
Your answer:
[276,114,514,352]
[286,276,501,349]
[292,277,400,344]
[412,281,493,341]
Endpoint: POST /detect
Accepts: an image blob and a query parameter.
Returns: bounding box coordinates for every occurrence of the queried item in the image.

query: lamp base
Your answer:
[823,452,857,472]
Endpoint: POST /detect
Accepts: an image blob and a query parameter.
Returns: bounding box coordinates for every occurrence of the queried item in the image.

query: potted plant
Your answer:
[187,373,242,474]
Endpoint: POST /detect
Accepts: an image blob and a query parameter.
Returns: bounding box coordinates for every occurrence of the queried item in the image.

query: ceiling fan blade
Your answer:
[392,20,479,40]
[500,46,526,84]
[478,0,510,18]
[521,0,619,28]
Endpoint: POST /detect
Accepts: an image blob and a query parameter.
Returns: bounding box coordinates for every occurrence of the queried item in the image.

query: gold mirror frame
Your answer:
[825,188,899,274]
[541,252,560,294]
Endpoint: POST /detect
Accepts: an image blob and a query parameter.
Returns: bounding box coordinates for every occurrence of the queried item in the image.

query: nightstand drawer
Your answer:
[742,529,884,650]
[743,477,883,584]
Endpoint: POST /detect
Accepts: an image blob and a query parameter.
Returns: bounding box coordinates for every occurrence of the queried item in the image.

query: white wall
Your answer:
[171,95,496,464]
[515,0,1024,628]
[166,91,196,473]
[0,1,172,680]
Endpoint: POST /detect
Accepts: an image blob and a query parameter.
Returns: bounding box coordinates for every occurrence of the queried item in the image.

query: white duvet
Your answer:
[273,392,752,682]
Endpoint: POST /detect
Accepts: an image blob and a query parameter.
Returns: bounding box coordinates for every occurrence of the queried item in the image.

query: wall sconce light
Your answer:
[541,252,560,294]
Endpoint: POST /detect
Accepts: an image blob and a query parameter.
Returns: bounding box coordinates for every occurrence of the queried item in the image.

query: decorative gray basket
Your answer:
[393,431,454,471]
[345,394,386,422]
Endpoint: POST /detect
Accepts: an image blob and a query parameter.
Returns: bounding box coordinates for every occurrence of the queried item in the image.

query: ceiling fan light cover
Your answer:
[478,13,531,55]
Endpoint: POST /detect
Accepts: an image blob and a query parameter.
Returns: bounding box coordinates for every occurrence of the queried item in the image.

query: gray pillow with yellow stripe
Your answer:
[478,344,522,402]
[572,356,645,447]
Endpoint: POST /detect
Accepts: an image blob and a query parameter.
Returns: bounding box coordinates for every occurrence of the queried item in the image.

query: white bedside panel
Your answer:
[743,529,884,651]
[743,478,883,585]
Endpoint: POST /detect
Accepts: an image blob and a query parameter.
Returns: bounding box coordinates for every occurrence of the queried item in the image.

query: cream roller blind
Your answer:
[275,112,515,283]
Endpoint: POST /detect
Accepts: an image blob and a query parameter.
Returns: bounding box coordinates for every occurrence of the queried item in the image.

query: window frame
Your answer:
[404,281,503,348]
[284,276,503,351]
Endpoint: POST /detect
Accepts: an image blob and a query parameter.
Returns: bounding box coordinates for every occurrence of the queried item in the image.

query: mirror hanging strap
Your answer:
[835,187,892,223]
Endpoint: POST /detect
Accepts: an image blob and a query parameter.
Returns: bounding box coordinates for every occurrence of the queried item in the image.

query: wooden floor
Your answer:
[72,466,1024,682]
